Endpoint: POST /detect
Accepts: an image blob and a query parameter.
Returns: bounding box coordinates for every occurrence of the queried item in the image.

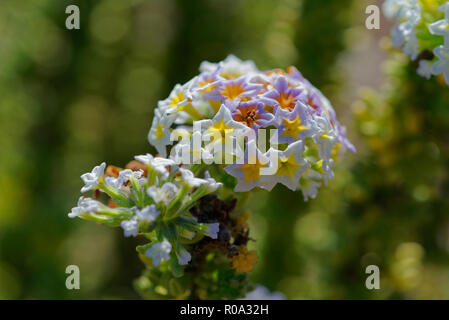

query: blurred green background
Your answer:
[1,0,449,299]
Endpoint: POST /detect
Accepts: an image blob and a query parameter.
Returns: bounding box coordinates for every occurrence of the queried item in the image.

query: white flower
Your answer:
[391,22,417,58]
[300,170,322,201]
[203,171,223,193]
[170,131,213,165]
[146,241,172,266]
[224,140,274,192]
[383,0,419,20]
[271,101,318,145]
[196,105,250,155]
[321,158,335,186]
[104,170,144,191]
[68,207,84,219]
[301,180,321,201]
[429,3,449,43]
[80,162,106,193]
[158,84,190,113]
[382,0,404,19]
[152,157,176,171]
[118,169,144,183]
[241,285,286,300]
[171,142,214,165]
[135,153,175,177]
[120,219,139,237]
[204,222,220,239]
[397,0,420,24]
[314,116,337,168]
[384,0,421,60]
[265,140,310,191]
[134,153,155,165]
[148,182,178,205]
[104,176,122,189]
[136,204,160,222]
[393,26,418,59]
[176,246,192,265]
[148,109,176,157]
[158,80,202,124]
[68,197,101,218]
[200,54,258,78]
[417,60,432,79]
[179,168,208,187]
[431,45,449,84]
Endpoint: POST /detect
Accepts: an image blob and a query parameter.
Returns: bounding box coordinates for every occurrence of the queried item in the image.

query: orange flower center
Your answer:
[221,83,244,100]
[276,91,296,110]
[234,106,259,127]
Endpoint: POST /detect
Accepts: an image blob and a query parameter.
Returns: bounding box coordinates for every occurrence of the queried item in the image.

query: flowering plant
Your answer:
[69,56,353,299]
[149,55,354,200]
[69,155,257,299]
[383,0,449,84]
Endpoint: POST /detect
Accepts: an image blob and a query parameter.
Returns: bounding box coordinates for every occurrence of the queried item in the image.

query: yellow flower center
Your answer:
[154,124,165,140]
[276,153,301,179]
[282,116,309,138]
[240,156,266,183]
[170,92,185,108]
[199,79,217,94]
[211,120,232,138]
[276,91,296,110]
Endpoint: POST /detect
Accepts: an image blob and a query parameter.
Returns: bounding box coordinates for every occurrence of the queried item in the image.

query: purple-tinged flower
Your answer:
[146,241,172,266]
[265,140,310,191]
[286,65,306,83]
[314,116,338,169]
[196,63,225,94]
[146,56,355,199]
[196,104,250,156]
[429,2,449,43]
[204,76,262,102]
[200,54,258,79]
[136,205,160,222]
[224,140,274,192]
[121,219,139,237]
[417,60,432,79]
[333,120,356,154]
[304,87,324,116]
[204,222,220,239]
[262,76,307,112]
[431,45,449,85]
[231,100,274,129]
[242,285,286,300]
[176,246,192,265]
[271,101,317,144]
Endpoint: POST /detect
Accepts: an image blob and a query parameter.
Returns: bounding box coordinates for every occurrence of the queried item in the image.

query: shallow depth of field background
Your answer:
[1,0,449,299]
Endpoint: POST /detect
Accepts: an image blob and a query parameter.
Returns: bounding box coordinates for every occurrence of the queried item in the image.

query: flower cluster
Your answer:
[69,155,223,268]
[148,55,354,200]
[383,0,449,84]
